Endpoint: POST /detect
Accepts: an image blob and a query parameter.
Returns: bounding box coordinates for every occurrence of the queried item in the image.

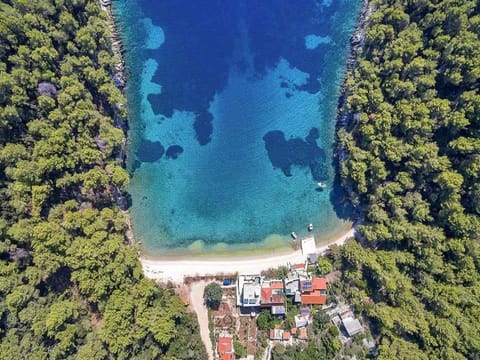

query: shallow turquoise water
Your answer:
[113,0,361,255]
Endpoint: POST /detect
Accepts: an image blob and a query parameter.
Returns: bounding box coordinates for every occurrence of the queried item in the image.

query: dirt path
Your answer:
[262,341,272,360]
[190,281,214,360]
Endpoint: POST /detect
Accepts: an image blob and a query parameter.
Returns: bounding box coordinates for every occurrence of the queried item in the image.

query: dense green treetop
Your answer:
[338,0,480,359]
[203,282,222,310]
[0,1,206,359]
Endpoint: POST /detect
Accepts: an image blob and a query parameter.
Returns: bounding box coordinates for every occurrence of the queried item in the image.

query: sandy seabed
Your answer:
[141,227,355,283]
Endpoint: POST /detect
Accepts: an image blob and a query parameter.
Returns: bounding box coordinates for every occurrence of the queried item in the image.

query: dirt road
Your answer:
[190,281,214,360]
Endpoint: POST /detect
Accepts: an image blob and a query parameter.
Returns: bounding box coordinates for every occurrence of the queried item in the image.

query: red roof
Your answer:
[271,294,284,304]
[270,281,284,289]
[270,328,283,340]
[312,277,327,290]
[299,327,308,340]
[218,337,234,360]
[294,263,305,269]
[301,278,328,294]
[261,287,272,302]
[261,288,284,305]
[300,291,327,305]
[283,331,291,340]
[291,327,297,335]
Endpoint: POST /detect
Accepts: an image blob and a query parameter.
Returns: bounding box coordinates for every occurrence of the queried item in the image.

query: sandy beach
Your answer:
[141,228,355,283]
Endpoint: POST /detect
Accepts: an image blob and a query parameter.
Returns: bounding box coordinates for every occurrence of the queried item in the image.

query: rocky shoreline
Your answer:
[336,0,374,131]
[100,0,126,88]
[334,0,374,219]
[98,0,136,245]
[346,0,374,76]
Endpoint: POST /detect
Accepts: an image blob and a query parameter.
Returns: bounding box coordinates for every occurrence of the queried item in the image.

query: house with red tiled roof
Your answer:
[261,288,284,307]
[293,263,306,270]
[300,293,327,305]
[290,262,309,277]
[270,328,283,341]
[300,277,328,305]
[312,277,327,290]
[269,328,292,343]
[270,280,284,290]
[217,336,235,360]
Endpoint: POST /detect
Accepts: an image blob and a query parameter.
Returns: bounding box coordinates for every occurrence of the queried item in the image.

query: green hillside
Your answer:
[339,0,480,358]
[0,1,205,359]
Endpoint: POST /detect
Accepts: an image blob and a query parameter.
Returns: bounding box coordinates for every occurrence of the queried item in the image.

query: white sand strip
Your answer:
[141,228,355,283]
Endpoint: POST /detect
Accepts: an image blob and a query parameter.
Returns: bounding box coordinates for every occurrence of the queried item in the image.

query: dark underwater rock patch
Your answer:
[136,140,165,162]
[263,128,327,181]
[165,145,184,159]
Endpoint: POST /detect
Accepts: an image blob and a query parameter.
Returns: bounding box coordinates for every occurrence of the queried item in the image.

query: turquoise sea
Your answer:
[113,0,362,255]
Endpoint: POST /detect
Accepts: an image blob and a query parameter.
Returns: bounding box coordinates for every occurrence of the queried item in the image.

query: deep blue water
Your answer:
[113,0,361,255]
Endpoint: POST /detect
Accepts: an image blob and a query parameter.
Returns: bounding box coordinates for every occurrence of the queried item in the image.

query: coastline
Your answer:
[141,226,356,283]
[98,0,137,245]
[139,219,354,260]
[99,0,125,87]
[336,0,374,132]
[335,0,373,213]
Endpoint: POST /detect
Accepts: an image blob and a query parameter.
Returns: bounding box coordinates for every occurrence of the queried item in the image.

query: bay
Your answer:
[113,0,362,255]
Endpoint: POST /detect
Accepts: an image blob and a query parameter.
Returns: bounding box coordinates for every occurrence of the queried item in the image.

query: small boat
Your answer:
[317,182,326,189]
[291,232,298,239]
[308,224,313,232]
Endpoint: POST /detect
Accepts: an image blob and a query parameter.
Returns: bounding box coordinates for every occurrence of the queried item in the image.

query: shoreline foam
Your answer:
[141,226,355,283]
[139,220,353,259]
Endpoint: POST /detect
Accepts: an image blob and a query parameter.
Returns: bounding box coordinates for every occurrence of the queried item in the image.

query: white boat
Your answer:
[308,224,313,231]
[317,182,326,189]
[291,232,298,239]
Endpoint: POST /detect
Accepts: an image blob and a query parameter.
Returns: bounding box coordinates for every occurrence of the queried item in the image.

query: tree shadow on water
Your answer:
[329,143,354,221]
[329,170,354,220]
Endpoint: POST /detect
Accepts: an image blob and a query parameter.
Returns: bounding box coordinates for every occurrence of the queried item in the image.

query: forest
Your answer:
[0,1,206,359]
[338,0,480,358]
[2,0,479,359]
